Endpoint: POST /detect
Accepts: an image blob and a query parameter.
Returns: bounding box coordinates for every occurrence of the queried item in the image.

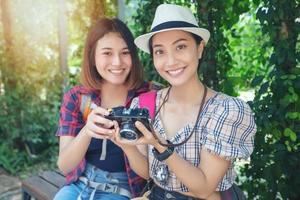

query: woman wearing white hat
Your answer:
[114,4,256,200]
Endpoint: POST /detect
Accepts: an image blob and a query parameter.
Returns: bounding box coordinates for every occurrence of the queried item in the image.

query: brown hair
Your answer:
[81,18,144,89]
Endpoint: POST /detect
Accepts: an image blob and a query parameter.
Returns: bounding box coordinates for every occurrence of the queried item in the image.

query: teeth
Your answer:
[167,68,184,76]
[109,69,124,74]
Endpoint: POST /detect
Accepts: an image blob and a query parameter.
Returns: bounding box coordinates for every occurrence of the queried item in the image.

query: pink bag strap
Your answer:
[139,91,157,120]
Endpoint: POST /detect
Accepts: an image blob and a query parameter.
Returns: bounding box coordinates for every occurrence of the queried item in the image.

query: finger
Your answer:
[113,120,120,132]
[113,121,122,142]
[86,131,110,140]
[92,107,110,116]
[87,123,114,136]
[88,112,114,129]
[135,121,153,139]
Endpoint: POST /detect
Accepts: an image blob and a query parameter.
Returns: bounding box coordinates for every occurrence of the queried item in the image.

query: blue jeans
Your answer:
[54,164,130,200]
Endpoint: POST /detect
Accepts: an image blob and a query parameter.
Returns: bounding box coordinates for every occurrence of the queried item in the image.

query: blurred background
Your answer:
[0,0,299,199]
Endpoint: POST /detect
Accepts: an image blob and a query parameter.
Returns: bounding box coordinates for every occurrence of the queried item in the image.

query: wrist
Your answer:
[153,142,167,153]
[79,126,91,139]
[152,140,174,161]
[81,126,92,139]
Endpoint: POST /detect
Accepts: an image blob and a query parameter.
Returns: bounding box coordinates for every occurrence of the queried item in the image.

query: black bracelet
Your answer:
[152,140,174,161]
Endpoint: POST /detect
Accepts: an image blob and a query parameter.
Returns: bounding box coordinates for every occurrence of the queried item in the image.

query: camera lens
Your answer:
[119,122,138,140]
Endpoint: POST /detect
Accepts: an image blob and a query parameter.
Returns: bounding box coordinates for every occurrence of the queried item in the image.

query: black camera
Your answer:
[105,106,152,140]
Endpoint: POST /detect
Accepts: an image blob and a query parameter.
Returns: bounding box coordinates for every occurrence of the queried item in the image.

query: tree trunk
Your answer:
[57,0,69,91]
[0,0,16,90]
[1,0,13,55]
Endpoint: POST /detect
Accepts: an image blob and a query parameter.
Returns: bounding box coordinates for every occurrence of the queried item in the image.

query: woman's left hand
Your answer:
[134,121,159,146]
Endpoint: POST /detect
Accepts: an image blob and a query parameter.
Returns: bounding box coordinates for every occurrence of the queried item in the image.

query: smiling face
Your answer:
[95,32,132,86]
[151,30,204,87]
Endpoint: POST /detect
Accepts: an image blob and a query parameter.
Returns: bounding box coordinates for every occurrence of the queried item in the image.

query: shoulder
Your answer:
[208,92,257,135]
[210,92,254,116]
[64,85,94,96]
[63,85,96,101]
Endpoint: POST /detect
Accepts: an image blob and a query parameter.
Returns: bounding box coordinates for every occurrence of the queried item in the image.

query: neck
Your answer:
[100,83,130,108]
[168,79,204,105]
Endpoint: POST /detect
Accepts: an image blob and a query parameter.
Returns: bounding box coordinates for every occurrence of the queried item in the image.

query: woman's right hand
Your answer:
[84,106,115,139]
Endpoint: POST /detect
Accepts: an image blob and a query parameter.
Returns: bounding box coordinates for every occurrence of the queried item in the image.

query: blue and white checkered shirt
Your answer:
[130,90,256,192]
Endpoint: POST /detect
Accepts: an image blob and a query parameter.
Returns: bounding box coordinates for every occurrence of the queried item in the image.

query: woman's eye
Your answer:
[154,49,163,55]
[176,44,186,50]
[122,51,130,55]
[103,52,112,56]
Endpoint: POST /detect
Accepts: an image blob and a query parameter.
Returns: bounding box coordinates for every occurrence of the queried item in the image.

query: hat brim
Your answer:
[134,27,210,54]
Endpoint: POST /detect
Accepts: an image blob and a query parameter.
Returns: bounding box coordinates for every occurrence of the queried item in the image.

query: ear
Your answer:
[197,41,205,59]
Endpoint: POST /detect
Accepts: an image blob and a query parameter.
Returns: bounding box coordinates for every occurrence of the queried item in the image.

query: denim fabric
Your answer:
[54,163,130,200]
[53,183,80,200]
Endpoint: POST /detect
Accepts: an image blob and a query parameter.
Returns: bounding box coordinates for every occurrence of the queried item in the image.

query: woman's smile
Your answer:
[166,67,186,77]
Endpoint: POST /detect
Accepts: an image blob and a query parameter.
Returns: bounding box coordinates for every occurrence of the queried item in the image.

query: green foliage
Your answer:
[0,50,61,174]
[194,0,252,95]
[241,0,300,199]
[127,0,164,83]
[0,0,61,175]
[0,142,29,175]
[225,8,272,92]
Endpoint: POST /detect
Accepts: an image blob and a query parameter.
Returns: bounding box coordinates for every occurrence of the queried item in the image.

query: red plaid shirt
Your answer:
[56,81,161,197]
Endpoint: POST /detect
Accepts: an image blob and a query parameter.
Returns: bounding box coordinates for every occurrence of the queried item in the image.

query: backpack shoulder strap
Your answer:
[80,94,92,121]
[138,91,157,120]
[80,94,107,161]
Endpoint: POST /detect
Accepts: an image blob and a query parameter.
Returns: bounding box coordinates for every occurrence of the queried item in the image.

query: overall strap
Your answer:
[138,91,157,120]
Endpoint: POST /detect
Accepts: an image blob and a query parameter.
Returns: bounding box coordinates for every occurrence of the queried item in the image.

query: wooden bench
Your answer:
[21,170,65,200]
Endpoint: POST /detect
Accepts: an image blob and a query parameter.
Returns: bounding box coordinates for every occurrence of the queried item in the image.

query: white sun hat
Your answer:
[134,4,210,54]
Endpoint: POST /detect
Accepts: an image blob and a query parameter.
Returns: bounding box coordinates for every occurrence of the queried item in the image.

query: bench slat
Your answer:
[39,170,65,188]
[22,171,64,200]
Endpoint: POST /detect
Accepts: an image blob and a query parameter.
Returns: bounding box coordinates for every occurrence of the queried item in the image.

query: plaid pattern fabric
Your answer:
[56,81,161,197]
[130,90,256,193]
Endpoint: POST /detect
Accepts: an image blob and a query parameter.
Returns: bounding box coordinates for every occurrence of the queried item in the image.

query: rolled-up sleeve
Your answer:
[202,97,257,160]
[56,88,84,137]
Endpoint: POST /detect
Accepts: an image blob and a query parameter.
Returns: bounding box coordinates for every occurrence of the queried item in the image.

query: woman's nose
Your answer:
[112,54,121,66]
[166,52,177,66]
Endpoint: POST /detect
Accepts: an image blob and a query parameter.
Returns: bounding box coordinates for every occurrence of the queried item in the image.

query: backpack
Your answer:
[138,91,157,120]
